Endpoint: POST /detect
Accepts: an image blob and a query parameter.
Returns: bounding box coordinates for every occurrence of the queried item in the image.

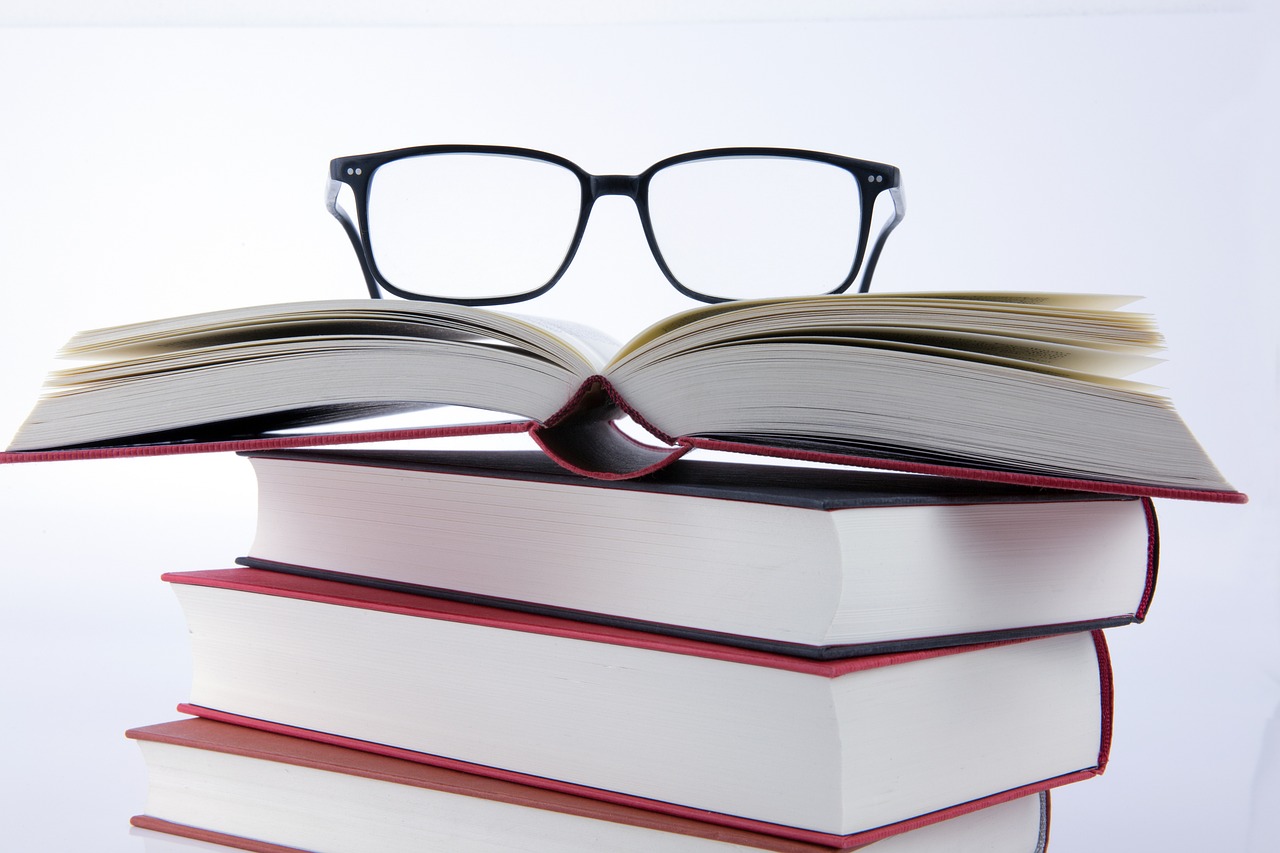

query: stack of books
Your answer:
[2,292,1244,851]
[131,449,1158,851]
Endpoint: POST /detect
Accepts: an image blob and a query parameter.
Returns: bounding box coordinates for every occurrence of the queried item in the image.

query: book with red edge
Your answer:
[127,717,1052,853]
[236,447,1161,659]
[163,567,1112,847]
[1,292,1244,503]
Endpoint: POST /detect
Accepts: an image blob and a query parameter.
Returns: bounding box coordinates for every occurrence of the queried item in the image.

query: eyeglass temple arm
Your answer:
[326,177,383,299]
[858,184,907,294]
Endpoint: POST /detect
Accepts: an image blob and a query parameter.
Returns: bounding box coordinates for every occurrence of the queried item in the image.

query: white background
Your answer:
[1,3,1276,851]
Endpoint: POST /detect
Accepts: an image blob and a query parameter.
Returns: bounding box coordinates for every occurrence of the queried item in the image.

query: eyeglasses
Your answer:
[327,145,905,305]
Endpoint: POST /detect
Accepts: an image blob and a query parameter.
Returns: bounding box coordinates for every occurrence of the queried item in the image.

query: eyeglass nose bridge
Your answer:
[589,174,642,201]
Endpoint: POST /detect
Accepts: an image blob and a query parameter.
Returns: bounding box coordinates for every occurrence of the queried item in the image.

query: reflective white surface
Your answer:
[0,6,1276,851]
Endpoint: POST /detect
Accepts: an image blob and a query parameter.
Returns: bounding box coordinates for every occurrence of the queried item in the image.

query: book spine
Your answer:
[1092,629,1115,773]
[1134,497,1161,622]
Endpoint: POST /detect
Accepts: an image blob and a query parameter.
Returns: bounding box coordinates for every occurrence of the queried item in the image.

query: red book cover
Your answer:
[165,567,1111,849]
[128,718,1051,853]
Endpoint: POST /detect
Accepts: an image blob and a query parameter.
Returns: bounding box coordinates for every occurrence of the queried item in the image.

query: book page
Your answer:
[607,292,1162,375]
[57,299,613,375]
[608,292,1155,367]
[501,310,622,368]
[701,335,1164,392]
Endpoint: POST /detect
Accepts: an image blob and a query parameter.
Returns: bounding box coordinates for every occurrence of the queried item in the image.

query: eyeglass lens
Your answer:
[646,156,863,301]
[368,153,581,302]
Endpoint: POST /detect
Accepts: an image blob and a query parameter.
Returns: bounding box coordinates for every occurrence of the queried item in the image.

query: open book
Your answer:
[2,291,1242,502]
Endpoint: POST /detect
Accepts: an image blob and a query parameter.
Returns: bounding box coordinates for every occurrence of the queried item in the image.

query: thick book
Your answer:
[128,717,1052,853]
[238,447,1160,658]
[2,292,1243,503]
[165,568,1112,847]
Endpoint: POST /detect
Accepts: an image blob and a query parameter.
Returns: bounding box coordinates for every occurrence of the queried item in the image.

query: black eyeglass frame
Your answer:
[327,144,905,305]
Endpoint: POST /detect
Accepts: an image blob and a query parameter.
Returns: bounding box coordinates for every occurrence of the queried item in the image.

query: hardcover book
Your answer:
[2,291,1243,502]
[164,568,1112,847]
[128,718,1052,853]
[239,447,1160,657]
